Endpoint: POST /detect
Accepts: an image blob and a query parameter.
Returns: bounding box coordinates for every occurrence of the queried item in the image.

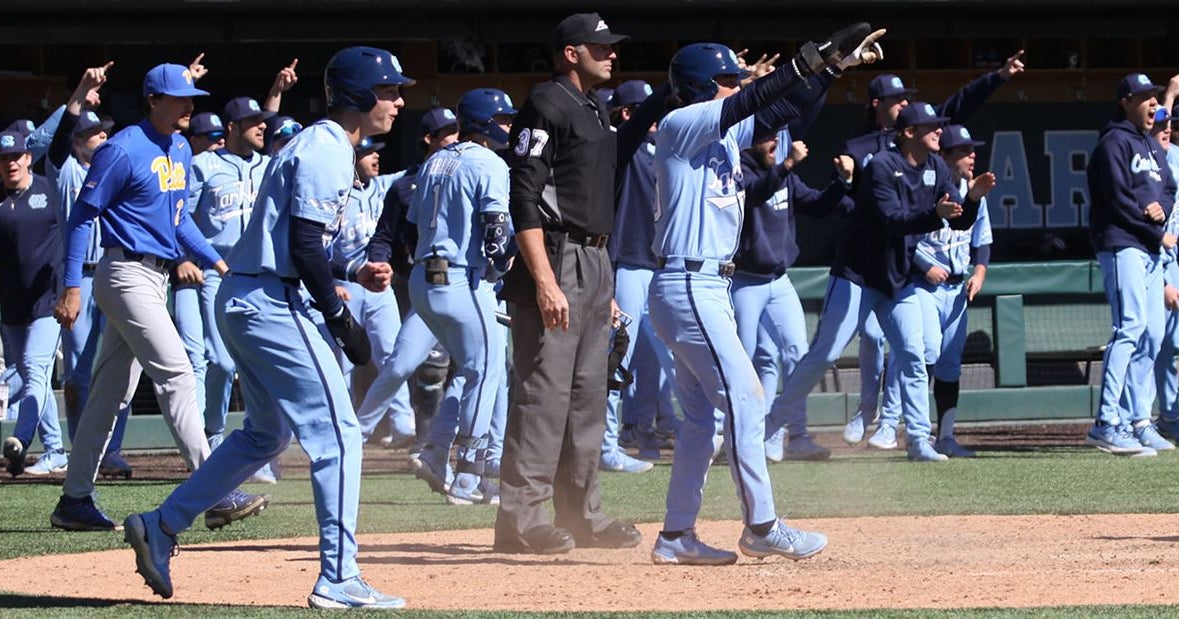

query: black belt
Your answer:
[236,272,300,286]
[566,230,610,249]
[657,257,737,278]
[113,250,173,270]
[944,274,965,285]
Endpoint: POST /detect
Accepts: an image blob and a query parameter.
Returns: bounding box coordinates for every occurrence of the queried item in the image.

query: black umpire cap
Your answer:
[551,12,629,51]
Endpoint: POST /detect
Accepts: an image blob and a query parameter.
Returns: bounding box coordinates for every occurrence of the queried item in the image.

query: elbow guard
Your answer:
[482,212,510,259]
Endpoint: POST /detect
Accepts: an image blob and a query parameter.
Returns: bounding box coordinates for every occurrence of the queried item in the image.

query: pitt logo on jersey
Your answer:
[151,157,187,192]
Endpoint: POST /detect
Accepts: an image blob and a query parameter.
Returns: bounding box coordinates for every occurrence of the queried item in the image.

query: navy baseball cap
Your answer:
[939,124,986,151]
[223,97,275,123]
[420,107,458,136]
[189,112,225,138]
[869,74,916,100]
[143,63,210,98]
[596,87,615,108]
[356,137,385,154]
[895,101,949,130]
[613,80,652,108]
[551,12,629,50]
[4,119,35,137]
[1117,73,1163,100]
[0,131,30,156]
[73,110,114,137]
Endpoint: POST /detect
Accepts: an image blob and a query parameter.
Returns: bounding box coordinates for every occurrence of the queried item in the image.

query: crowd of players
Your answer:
[1,10,1178,607]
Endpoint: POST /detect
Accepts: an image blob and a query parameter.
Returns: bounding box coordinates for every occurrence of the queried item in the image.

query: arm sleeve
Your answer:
[290,215,344,318]
[970,244,992,268]
[936,71,1006,125]
[717,60,825,135]
[741,160,788,208]
[175,209,221,268]
[616,82,672,171]
[28,106,65,164]
[791,173,850,217]
[752,72,835,144]
[367,189,400,264]
[1090,141,1165,245]
[48,109,78,169]
[864,160,944,235]
[507,96,559,233]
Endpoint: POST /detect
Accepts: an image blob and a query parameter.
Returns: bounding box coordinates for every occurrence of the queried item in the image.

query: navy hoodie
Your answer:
[1087,118,1176,254]
[0,174,62,325]
[831,150,979,298]
[735,149,852,275]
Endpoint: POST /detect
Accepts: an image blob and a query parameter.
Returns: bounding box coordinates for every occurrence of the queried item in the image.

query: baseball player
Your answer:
[769,102,989,463]
[123,47,407,608]
[50,63,268,532]
[1085,73,1177,456]
[732,133,854,462]
[0,131,69,476]
[604,78,675,472]
[647,25,883,565]
[406,88,515,505]
[45,65,135,479]
[1154,104,1179,439]
[840,53,1025,446]
[5,107,64,165]
[872,124,995,457]
[353,109,459,448]
[186,95,279,482]
[187,112,225,153]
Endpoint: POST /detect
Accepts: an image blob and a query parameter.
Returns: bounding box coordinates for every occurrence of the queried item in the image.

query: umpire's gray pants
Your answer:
[63,254,209,499]
[495,242,614,543]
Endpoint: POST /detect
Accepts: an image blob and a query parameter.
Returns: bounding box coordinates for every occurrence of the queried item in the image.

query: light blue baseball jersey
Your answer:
[406,142,509,268]
[226,119,354,278]
[652,99,753,262]
[65,119,218,287]
[48,155,102,265]
[188,149,270,256]
[329,172,403,266]
[912,177,993,276]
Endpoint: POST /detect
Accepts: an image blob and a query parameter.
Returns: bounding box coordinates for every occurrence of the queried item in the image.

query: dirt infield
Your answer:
[5,513,1179,611]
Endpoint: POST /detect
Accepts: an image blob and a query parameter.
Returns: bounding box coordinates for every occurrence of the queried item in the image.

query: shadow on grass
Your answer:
[0,592,165,608]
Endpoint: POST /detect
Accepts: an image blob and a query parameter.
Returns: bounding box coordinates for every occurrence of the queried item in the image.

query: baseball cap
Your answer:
[895,101,949,130]
[73,110,115,137]
[612,80,652,109]
[142,63,210,98]
[0,131,30,156]
[356,137,385,155]
[189,112,225,138]
[596,87,615,108]
[420,107,458,136]
[1116,73,1163,100]
[869,74,917,100]
[939,124,986,151]
[551,12,629,50]
[269,116,303,139]
[4,119,35,138]
[223,97,276,123]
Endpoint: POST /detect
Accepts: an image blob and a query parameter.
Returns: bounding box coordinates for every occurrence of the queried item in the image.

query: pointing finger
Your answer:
[288,58,299,70]
[192,52,205,65]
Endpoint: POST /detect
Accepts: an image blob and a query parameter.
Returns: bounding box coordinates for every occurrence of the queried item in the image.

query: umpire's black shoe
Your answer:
[574,520,642,549]
[493,524,575,555]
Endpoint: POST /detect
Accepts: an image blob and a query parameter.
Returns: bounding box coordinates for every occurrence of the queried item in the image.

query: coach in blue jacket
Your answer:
[1085,73,1178,456]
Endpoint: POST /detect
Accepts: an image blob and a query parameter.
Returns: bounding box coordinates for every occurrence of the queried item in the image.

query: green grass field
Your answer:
[2,443,1177,617]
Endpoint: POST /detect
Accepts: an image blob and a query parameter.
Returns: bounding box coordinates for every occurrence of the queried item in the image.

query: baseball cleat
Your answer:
[842,409,872,444]
[739,519,827,560]
[3,436,26,477]
[652,530,738,566]
[99,451,133,480]
[764,426,786,463]
[1085,424,1152,455]
[124,511,177,599]
[908,438,950,462]
[411,445,452,494]
[1133,423,1175,451]
[867,424,899,450]
[204,489,269,530]
[248,461,279,484]
[445,472,485,505]
[308,574,406,609]
[933,436,976,458]
[600,450,654,473]
[783,434,831,461]
[25,449,69,475]
[51,495,121,531]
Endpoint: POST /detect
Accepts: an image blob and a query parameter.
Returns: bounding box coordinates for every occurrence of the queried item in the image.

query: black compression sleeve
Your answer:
[290,216,344,318]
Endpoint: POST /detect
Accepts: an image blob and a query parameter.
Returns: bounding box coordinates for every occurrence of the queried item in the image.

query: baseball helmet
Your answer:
[457,88,518,147]
[324,46,415,112]
[668,43,750,105]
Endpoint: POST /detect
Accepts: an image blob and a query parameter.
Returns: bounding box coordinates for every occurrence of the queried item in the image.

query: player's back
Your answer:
[408,141,508,268]
[226,119,353,278]
[652,99,752,263]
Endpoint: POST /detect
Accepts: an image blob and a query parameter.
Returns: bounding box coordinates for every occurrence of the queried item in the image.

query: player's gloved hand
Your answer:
[325,305,371,366]
[798,23,884,74]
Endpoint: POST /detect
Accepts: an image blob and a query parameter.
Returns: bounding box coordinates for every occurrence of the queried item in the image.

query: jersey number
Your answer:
[513,128,549,158]
[151,157,186,192]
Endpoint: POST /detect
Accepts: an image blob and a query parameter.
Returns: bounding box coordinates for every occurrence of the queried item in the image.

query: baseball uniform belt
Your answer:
[944,274,965,285]
[106,247,173,271]
[657,257,736,278]
[235,272,301,287]
[566,229,610,249]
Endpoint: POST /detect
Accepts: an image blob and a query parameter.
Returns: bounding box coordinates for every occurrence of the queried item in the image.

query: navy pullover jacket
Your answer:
[0,174,62,325]
[832,150,979,298]
[1087,118,1176,254]
[735,149,852,275]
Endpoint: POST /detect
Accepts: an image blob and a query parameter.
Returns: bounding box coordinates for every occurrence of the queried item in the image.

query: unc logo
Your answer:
[150,156,187,192]
[390,54,404,73]
[443,109,456,120]
[1,135,14,149]
[923,103,935,116]
[1137,74,1150,86]
[643,84,654,96]
[248,99,260,111]
[503,94,514,108]
[959,127,970,140]
[86,111,99,123]
[211,116,223,127]
[28,194,47,210]
[922,169,936,186]
[890,76,902,89]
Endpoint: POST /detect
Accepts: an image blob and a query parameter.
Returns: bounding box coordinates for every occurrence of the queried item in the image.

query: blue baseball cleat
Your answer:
[204,489,269,530]
[124,511,178,599]
[763,426,786,463]
[25,449,69,475]
[446,472,485,505]
[51,495,121,531]
[867,424,898,450]
[652,530,738,566]
[783,434,831,461]
[739,519,827,560]
[411,445,453,494]
[1085,424,1151,455]
[600,450,654,473]
[1133,423,1175,451]
[307,574,406,609]
[908,438,950,462]
[842,409,872,444]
